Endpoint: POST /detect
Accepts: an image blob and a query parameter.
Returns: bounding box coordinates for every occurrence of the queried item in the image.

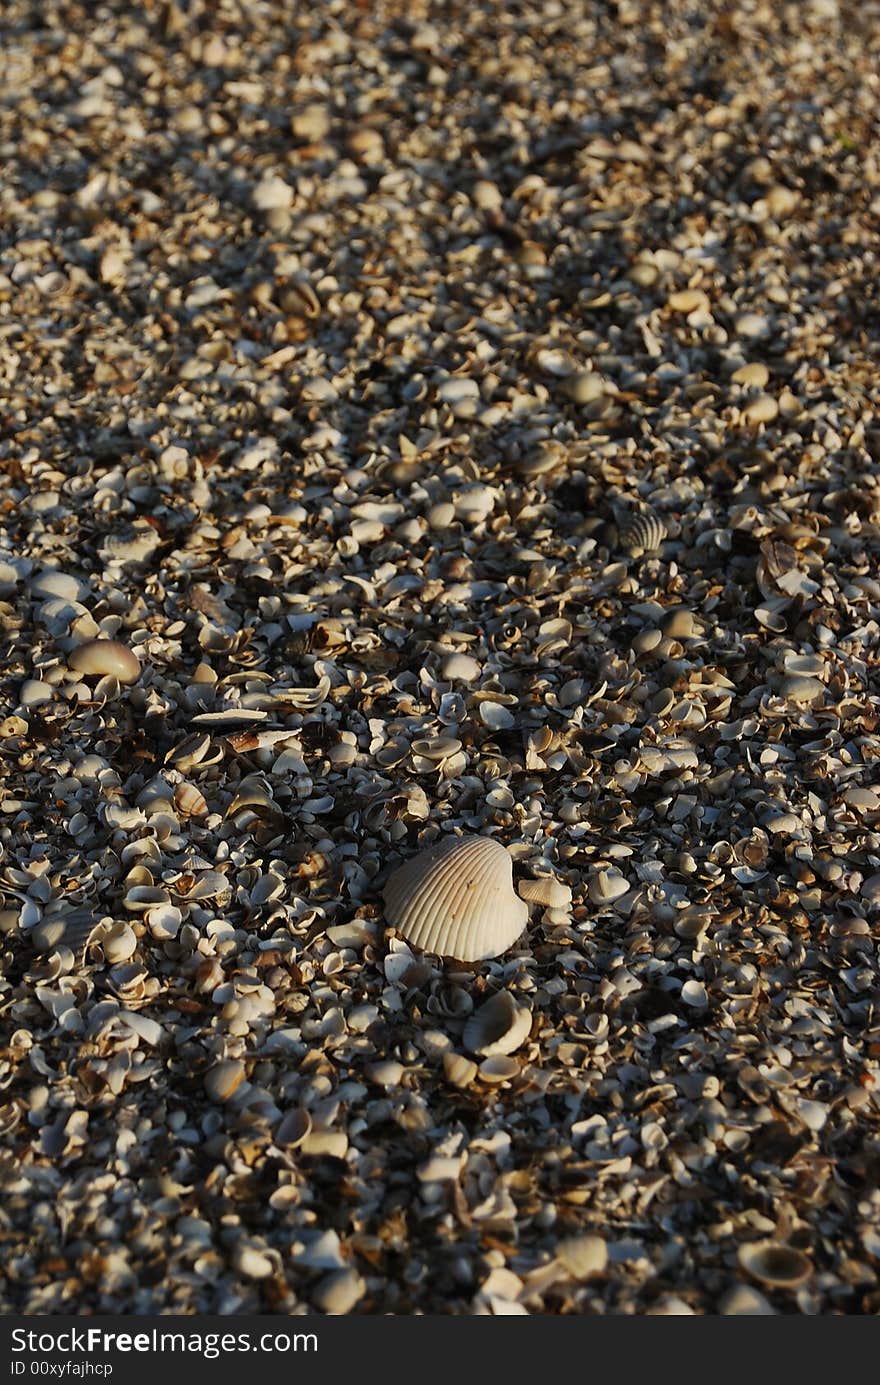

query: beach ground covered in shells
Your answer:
[2,0,880,1316]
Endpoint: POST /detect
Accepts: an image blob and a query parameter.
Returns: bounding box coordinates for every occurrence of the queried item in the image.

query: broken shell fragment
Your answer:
[383,835,528,962]
[68,639,141,684]
[463,990,532,1057]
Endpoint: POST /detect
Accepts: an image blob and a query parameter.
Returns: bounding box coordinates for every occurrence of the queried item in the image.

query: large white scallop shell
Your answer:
[383,835,528,962]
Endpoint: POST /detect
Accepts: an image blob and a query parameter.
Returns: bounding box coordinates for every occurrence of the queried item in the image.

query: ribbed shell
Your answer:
[383,835,528,962]
[619,512,668,557]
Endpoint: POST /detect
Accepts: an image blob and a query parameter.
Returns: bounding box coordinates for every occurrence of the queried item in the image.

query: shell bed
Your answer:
[1,0,879,1319]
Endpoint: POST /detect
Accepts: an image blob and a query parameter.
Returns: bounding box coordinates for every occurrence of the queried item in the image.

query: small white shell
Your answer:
[589,869,630,904]
[101,922,137,964]
[463,991,532,1056]
[383,835,528,962]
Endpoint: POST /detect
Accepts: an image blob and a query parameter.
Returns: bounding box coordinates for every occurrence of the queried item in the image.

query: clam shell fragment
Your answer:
[463,991,532,1056]
[383,835,528,962]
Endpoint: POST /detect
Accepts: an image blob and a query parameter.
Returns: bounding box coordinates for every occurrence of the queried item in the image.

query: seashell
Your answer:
[779,675,824,703]
[312,1268,366,1316]
[588,869,630,905]
[755,604,787,633]
[226,774,279,817]
[477,1055,520,1083]
[737,1241,812,1289]
[29,569,84,602]
[145,904,182,940]
[582,1012,609,1042]
[30,918,68,953]
[680,979,708,1010]
[174,782,208,817]
[191,708,269,727]
[516,439,568,479]
[668,288,709,313]
[411,736,462,761]
[124,885,171,911]
[661,607,699,640]
[479,701,515,730]
[275,1107,312,1148]
[442,1052,478,1087]
[280,278,321,319]
[366,1060,405,1087]
[252,173,293,211]
[718,1285,776,1315]
[124,880,171,914]
[301,1130,349,1158]
[101,922,137,964]
[383,835,528,962]
[441,652,481,681]
[556,1234,608,1280]
[618,512,668,558]
[68,638,141,684]
[205,1059,246,1103]
[731,362,770,389]
[742,394,778,425]
[518,877,572,910]
[118,1010,163,1046]
[463,991,532,1056]
[561,370,606,404]
[165,733,214,771]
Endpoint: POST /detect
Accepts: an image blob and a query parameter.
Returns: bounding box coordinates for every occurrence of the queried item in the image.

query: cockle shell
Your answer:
[618,512,668,558]
[383,835,528,962]
[518,876,573,910]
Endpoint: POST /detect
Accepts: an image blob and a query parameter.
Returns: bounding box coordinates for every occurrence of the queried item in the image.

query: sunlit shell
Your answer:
[518,876,573,909]
[737,1241,812,1289]
[383,835,528,962]
[174,782,208,817]
[101,922,137,964]
[226,774,280,817]
[556,1234,608,1280]
[619,512,668,557]
[275,1108,312,1148]
[589,869,630,904]
[204,1059,246,1103]
[67,638,141,684]
[463,991,532,1056]
[442,1052,478,1087]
